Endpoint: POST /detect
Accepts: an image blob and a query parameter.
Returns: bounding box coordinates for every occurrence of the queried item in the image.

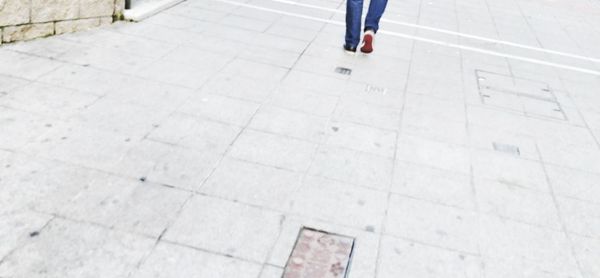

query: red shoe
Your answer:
[360,31,374,54]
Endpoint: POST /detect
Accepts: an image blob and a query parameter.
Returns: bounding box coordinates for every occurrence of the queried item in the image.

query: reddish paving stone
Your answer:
[283,228,355,278]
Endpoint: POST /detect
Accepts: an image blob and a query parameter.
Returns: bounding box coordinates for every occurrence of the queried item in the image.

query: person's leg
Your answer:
[364,0,388,33]
[360,0,387,53]
[345,0,364,51]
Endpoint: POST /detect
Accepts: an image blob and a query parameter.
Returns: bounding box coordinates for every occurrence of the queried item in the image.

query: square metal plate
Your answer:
[475,70,566,121]
[283,227,355,278]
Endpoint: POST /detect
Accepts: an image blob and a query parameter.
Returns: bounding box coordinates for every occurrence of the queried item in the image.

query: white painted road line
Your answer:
[214,0,600,76]
[259,0,600,64]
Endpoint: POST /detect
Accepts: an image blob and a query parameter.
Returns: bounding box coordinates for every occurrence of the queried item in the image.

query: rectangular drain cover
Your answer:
[335,67,352,76]
[283,227,355,278]
[475,70,566,121]
[493,142,521,156]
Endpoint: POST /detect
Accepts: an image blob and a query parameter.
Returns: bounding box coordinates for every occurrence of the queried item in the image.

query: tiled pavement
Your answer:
[1,0,600,277]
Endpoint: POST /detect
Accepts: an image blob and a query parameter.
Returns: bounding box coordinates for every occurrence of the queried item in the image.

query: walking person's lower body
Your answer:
[344,0,388,54]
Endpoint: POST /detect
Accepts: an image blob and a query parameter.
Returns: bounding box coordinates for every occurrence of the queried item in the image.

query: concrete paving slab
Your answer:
[131,241,263,278]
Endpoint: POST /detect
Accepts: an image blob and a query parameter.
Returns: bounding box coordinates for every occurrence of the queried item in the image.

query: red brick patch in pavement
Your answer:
[283,227,355,278]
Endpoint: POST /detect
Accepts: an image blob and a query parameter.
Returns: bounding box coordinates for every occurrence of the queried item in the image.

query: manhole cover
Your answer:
[283,227,355,278]
[475,70,566,121]
[335,67,352,76]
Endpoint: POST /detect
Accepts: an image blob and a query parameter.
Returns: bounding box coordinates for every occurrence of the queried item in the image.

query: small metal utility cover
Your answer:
[335,67,352,76]
[283,227,355,278]
[493,142,521,156]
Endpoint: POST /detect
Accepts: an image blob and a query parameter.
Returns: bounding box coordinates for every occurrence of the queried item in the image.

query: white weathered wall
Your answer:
[0,0,124,44]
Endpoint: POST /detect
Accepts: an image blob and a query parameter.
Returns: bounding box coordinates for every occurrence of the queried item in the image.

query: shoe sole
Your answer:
[361,34,373,54]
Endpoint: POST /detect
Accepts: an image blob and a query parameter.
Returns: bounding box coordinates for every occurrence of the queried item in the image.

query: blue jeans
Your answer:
[345,0,388,48]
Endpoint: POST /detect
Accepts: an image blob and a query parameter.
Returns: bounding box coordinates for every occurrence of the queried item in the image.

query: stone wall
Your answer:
[0,0,124,44]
